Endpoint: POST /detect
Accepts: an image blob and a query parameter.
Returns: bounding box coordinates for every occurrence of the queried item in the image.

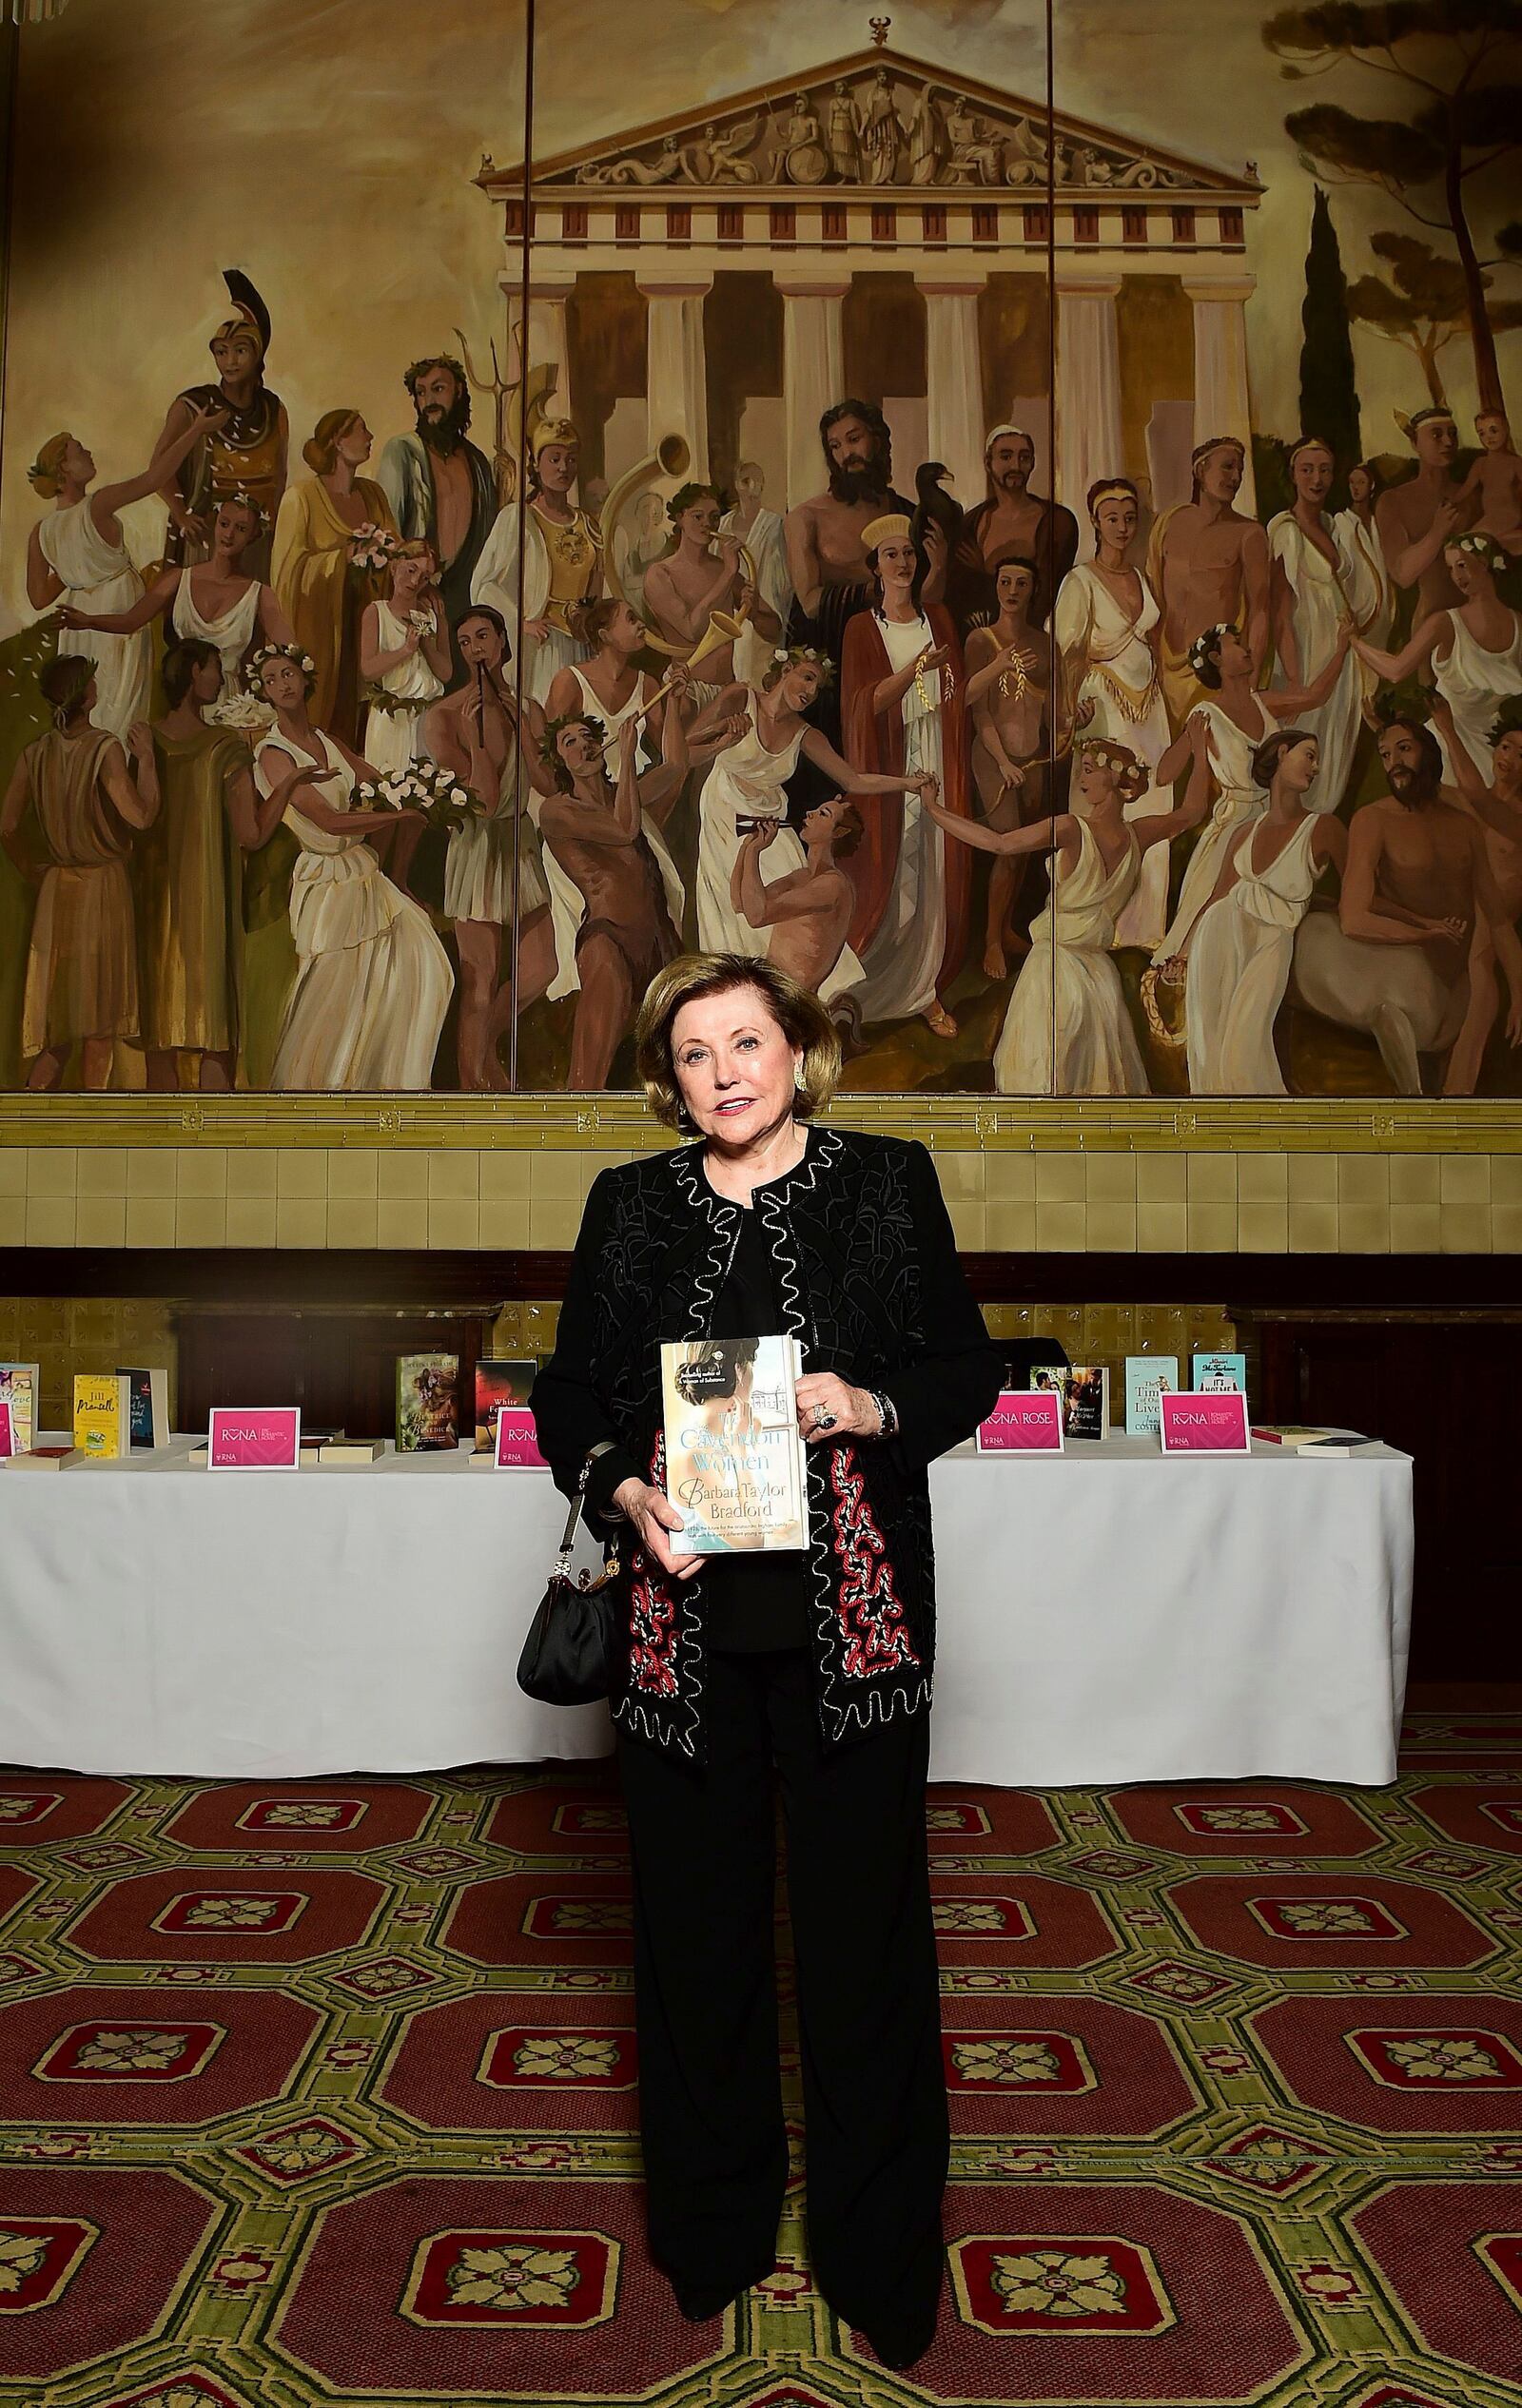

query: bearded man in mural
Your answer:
[377,356,498,683]
[784,400,916,741]
[959,425,1079,634]
[156,270,288,579]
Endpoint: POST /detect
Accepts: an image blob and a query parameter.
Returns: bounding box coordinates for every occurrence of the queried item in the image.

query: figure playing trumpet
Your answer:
[642,482,780,692]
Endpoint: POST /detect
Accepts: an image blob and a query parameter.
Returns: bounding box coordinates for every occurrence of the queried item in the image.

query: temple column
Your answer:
[636,275,713,477]
[914,273,987,500]
[506,276,576,429]
[773,271,849,509]
[1185,277,1257,512]
[1054,271,1123,516]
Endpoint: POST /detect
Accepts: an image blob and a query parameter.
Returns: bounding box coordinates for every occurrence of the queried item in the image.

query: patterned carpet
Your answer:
[2,1716,1522,2407]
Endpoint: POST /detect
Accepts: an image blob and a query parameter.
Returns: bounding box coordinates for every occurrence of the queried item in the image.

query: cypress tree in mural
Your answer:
[1298,187,1360,474]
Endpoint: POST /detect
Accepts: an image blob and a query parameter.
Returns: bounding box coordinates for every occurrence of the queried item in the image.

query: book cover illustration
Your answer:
[118,1367,170,1448]
[395,1353,461,1452]
[0,1362,38,1454]
[660,1334,808,1554]
[72,1373,130,1461]
[475,1357,538,1454]
[1192,1351,1248,1395]
[1063,1365,1109,1442]
[1124,1355,1180,1439]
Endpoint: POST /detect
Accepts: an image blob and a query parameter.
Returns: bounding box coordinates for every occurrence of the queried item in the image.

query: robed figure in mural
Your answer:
[272,411,399,744]
[842,516,972,1037]
[377,356,498,681]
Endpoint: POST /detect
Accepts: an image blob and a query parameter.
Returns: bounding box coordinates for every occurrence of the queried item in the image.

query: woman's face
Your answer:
[1493,728,1522,796]
[215,500,259,557]
[1446,543,1491,597]
[875,534,917,594]
[336,416,373,467]
[1292,445,1335,505]
[63,437,95,487]
[671,983,801,1146]
[1280,736,1320,794]
[1093,495,1137,552]
[1348,465,1373,508]
[997,562,1035,617]
[1218,626,1253,681]
[393,549,433,599]
[1075,751,1116,809]
[779,662,822,711]
[258,655,306,711]
[605,600,645,653]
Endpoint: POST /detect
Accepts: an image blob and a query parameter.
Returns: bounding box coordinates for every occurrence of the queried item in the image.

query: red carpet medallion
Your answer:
[1,1712,1520,2405]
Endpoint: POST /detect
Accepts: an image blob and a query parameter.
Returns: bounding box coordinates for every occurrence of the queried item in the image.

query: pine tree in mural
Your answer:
[1298,186,1360,474]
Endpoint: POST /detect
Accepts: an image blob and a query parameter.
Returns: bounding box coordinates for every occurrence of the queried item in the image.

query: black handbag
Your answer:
[516,1449,624,1706]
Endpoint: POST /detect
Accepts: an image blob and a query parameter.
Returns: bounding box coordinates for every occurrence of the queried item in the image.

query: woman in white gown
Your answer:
[544,597,689,985]
[249,643,453,1090]
[1153,618,1353,964]
[57,491,296,707]
[688,648,933,1005]
[1354,532,1522,778]
[27,406,224,739]
[1053,478,1173,949]
[359,542,451,777]
[1269,438,1379,815]
[1184,728,1347,1094]
[921,733,1211,1095]
[1333,461,1395,650]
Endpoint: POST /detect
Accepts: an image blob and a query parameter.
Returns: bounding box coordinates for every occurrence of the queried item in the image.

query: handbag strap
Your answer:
[553,1442,615,1580]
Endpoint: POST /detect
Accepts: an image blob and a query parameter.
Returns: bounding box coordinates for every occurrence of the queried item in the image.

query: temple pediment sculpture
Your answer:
[545,49,1258,197]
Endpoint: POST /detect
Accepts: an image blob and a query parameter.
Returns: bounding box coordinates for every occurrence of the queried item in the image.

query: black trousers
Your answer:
[615,1648,949,2334]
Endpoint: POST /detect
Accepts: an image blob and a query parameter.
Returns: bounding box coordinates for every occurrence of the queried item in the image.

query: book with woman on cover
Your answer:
[660,1334,810,1553]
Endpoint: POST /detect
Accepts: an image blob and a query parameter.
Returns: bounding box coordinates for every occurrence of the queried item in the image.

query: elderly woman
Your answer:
[531,951,1002,2368]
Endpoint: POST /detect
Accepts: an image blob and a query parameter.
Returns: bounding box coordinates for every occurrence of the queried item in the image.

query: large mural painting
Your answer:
[0,0,1518,1100]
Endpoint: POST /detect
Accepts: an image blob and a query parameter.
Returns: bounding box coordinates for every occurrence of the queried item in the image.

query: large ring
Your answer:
[814,1408,837,1430]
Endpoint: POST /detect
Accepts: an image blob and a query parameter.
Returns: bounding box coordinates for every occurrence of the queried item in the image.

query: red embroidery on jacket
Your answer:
[628,1431,681,1699]
[828,1447,921,1679]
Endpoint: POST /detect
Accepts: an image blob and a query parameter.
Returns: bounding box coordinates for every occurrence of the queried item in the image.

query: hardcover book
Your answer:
[320,1438,386,1464]
[660,1334,808,1553]
[72,1374,131,1461]
[475,1357,538,1454]
[1124,1355,1179,1439]
[1063,1364,1109,1441]
[118,1366,170,1449]
[0,1362,39,1455]
[395,1353,460,1452]
[1250,1425,1337,1449]
[2,1446,80,1470]
[1192,1350,1247,1395]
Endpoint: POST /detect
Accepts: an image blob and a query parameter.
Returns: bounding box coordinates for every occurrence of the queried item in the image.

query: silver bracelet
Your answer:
[868,1388,899,1439]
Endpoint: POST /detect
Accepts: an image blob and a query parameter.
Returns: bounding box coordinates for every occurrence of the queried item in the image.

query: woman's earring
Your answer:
[793,1061,806,1094]
[675,1102,695,1135]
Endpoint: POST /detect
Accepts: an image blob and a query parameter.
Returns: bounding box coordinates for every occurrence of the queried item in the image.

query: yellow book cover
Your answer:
[72,1373,130,1461]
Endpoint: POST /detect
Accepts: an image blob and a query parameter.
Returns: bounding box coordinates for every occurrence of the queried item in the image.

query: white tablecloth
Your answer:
[0,1436,1413,1786]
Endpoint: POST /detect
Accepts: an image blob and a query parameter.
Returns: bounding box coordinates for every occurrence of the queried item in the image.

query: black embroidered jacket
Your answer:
[531,1127,1003,1762]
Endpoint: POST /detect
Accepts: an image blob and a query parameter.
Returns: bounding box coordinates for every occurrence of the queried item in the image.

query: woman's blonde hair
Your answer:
[302,408,362,476]
[28,432,73,498]
[634,952,841,1130]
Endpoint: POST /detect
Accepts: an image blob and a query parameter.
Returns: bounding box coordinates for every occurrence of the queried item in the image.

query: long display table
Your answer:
[0,1436,1413,1786]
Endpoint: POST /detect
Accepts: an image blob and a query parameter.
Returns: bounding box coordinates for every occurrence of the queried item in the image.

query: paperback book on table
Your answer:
[396,1353,460,1451]
[1124,1355,1179,1439]
[118,1366,170,1449]
[0,1362,40,1455]
[660,1334,809,1553]
[1192,1350,1247,1394]
[1063,1364,1109,1441]
[72,1373,131,1461]
[474,1357,538,1454]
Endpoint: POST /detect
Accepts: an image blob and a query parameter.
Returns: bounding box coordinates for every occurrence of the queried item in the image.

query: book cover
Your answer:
[1030,1364,1070,1407]
[396,1353,460,1451]
[72,1373,131,1461]
[118,1366,170,1449]
[1251,1425,1337,1449]
[0,1400,13,1459]
[660,1334,807,1553]
[1063,1364,1109,1441]
[1124,1354,1179,1439]
[0,1362,40,1455]
[475,1357,537,1453]
[1192,1350,1247,1395]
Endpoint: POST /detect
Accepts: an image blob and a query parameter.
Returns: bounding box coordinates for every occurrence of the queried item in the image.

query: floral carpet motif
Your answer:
[1,1711,1521,2404]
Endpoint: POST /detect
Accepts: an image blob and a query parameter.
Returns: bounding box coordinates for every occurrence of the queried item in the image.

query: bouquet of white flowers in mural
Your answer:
[347,523,401,574]
[353,759,481,835]
[205,690,278,732]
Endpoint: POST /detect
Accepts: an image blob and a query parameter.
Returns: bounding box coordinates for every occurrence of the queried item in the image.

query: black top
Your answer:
[700,1203,811,1654]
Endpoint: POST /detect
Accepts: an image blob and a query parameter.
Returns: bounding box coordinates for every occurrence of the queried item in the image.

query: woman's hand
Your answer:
[794,1373,885,1445]
[613,1476,701,1580]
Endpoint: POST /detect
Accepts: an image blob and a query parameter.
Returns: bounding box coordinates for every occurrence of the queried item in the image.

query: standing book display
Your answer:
[396,1353,461,1451]
[72,1374,131,1461]
[660,1335,809,1553]
[0,1363,39,1455]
